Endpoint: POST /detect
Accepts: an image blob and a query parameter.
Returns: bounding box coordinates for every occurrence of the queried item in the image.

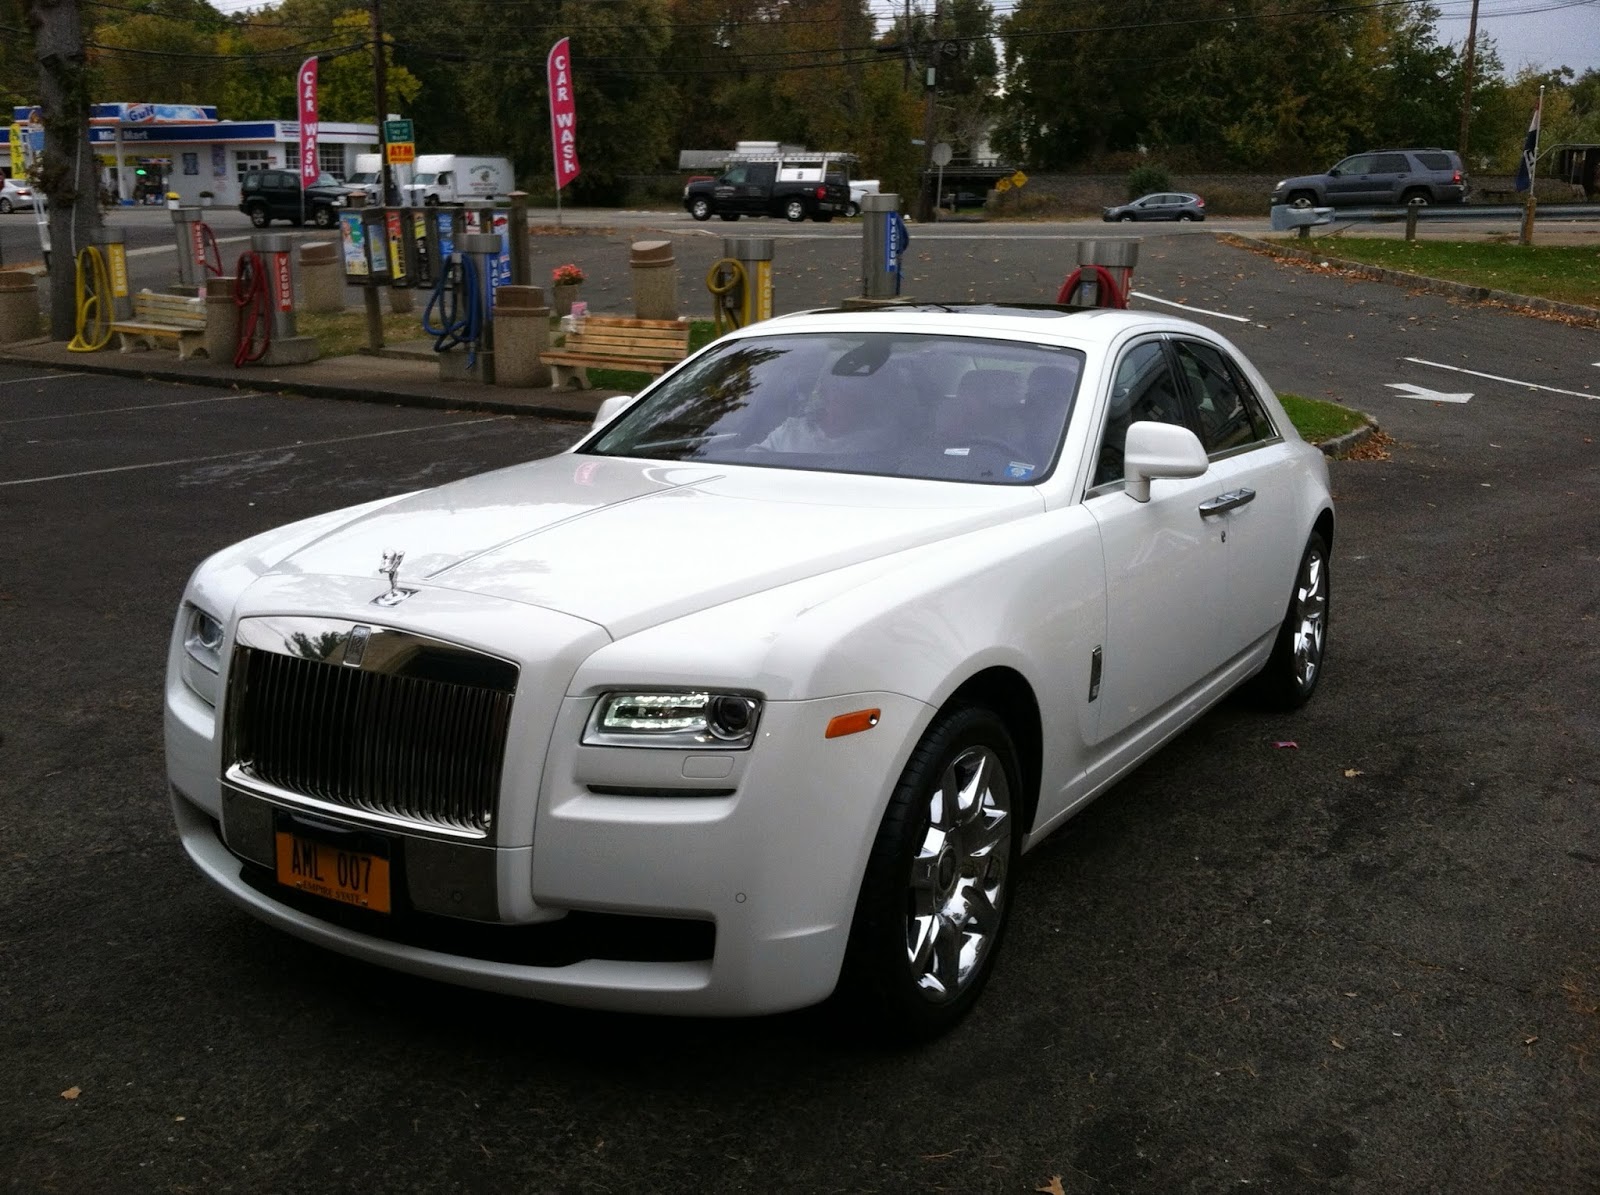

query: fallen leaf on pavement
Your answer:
[1036,1178,1067,1195]
[1344,768,1364,777]
[1274,741,1299,749]
[61,1087,81,1100]
[1330,1037,1345,1050]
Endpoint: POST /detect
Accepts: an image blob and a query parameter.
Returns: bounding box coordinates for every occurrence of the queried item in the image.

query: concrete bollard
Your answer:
[299,241,344,314]
[204,275,238,364]
[491,285,552,388]
[629,240,678,320]
[0,271,42,345]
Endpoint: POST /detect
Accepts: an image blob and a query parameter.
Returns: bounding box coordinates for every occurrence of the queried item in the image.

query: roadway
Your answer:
[1,217,1598,1192]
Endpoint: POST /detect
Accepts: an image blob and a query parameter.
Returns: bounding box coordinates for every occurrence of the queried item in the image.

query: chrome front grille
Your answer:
[224,617,518,837]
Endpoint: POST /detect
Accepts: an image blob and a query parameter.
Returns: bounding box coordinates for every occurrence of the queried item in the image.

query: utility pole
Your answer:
[24,0,102,339]
[914,1,940,223]
[903,0,912,89]
[371,0,392,205]
[1457,0,1480,161]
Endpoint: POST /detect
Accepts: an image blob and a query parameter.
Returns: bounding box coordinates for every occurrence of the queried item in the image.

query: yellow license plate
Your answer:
[274,831,391,914]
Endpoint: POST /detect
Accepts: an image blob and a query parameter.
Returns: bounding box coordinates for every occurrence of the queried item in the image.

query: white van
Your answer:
[404,155,514,205]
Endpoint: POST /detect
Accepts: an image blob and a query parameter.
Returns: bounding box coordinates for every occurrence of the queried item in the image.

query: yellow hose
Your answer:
[67,245,115,352]
[706,257,748,336]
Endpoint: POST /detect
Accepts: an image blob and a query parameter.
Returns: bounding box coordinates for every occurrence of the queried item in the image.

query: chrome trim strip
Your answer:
[233,615,518,691]
[224,766,490,842]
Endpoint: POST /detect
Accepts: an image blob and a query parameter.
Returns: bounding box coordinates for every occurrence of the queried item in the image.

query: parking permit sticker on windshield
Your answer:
[1006,462,1036,479]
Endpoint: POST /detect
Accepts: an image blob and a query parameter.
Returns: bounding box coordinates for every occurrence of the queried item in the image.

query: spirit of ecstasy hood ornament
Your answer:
[374,548,417,607]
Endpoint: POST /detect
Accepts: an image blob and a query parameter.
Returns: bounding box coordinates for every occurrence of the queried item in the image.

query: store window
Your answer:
[235,149,271,184]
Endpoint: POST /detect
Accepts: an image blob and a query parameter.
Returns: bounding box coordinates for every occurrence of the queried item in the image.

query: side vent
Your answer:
[1089,646,1103,702]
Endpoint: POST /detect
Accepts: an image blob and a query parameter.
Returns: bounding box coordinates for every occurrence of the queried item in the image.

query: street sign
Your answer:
[1011,171,1028,188]
[996,177,1012,192]
[383,119,413,144]
[931,142,952,167]
[386,142,415,165]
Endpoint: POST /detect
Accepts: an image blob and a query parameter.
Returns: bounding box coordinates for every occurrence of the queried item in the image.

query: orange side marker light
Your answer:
[825,709,881,739]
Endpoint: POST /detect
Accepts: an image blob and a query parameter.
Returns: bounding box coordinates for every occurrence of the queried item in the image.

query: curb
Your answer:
[1223,234,1600,325]
[0,349,603,423]
[1316,419,1379,458]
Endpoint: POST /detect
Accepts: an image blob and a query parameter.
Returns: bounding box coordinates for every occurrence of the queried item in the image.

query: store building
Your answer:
[3,104,378,206]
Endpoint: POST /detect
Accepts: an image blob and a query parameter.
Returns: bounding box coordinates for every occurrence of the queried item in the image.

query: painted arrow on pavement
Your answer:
[1386,382,1473,404]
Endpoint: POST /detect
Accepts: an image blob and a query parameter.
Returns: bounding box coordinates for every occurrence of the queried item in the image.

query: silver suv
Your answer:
[1270,149,1468,208]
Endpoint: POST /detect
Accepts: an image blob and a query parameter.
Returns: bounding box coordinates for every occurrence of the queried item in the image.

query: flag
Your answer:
[547,38,581,189]
[297,56,320,188]
[1513,94,1541,192]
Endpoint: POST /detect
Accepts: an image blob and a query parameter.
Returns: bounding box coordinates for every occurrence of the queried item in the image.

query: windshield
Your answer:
[412,173,437,185]
[348,172,376,184]
[585,331,1085,484]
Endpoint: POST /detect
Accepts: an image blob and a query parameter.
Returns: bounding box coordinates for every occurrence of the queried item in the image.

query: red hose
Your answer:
[233,250,272,366]
[1056,264,1128,309]
[196,222,223,278]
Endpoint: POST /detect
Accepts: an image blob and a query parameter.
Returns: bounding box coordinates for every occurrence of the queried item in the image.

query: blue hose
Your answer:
[422,253,482,368]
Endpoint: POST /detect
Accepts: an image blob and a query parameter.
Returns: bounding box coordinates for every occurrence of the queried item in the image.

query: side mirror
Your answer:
[590,394,635,432]
[1327,167,1342,178]
[1123,420,1208,503]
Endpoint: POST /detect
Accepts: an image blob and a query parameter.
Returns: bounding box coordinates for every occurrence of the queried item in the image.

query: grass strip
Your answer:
[1278,393,1369,444]
[298,307,430,358]
[1314,237,1600,307]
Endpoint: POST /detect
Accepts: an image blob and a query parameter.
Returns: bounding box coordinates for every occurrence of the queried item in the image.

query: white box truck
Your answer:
[404,155,514,205]
[346,152,383,203]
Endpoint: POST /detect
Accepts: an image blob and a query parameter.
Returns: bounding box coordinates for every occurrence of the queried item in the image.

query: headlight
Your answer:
[181,604,224,707]
[1274,180,1287,190]
[331,196,346,206]
[583,690,762,749]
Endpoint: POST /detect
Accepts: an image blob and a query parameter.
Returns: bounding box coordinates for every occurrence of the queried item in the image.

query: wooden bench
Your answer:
[112,290,208,360]
[541,315,691,390]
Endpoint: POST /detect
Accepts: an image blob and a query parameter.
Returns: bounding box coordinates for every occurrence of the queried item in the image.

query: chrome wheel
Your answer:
[1291,542,1328,690]
[905,744,1012,1004]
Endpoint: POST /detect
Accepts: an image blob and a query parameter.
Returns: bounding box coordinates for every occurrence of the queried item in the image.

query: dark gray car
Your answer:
[1270,148,1467,208]
[1102,192,1206,222]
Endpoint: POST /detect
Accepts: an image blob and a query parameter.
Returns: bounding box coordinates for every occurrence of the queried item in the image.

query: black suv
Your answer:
[1270,149,1468,208]
[239,170,351,228]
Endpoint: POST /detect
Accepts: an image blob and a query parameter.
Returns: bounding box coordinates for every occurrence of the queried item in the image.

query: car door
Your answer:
[1368,153,1411,204]
[1326,155,1376,204]
[1082,338,1228,746]
[745,162,778,214]
[1169,337,1303,660]
[713,166,745,212]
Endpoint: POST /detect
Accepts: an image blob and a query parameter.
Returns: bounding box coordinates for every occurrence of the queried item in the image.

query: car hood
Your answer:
[270,454,1042,636]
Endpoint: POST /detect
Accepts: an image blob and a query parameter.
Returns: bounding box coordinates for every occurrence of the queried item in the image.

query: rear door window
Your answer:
[1172,339,1274,454]
[1372,154,1410,173]
[1416,152,1452,170]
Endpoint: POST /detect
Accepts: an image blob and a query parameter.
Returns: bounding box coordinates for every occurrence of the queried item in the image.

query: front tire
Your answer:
[247,205,270,228]
[689,196,712,221]
[313,206,336,228]
[1402,189,1430,206]
[784,198,807,222]
[838,705,1021,1042]
[1250,531,1330,710]
[1287,191,1316,209]
[1118,212,1135,222]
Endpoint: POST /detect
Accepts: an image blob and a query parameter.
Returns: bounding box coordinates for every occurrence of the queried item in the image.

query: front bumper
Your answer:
[170,680,932,1015]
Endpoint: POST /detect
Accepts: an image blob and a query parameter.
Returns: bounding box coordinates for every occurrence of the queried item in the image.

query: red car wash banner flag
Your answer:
[297,56,320,188]
[547,38,580,189]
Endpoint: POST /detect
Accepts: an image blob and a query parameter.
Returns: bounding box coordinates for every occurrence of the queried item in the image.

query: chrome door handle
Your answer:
[1198,487,1256,517]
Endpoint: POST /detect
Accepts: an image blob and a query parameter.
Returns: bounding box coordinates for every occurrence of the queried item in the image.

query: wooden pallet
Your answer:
[541,315,691,390]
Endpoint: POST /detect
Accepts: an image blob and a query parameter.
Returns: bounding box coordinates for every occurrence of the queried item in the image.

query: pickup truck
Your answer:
[683,156,851,223]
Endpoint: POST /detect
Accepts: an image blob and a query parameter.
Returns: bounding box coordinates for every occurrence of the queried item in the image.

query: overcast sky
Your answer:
[210,0,1600,76]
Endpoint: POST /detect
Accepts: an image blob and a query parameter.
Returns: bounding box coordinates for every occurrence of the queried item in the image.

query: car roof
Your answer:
[737,304,1216,347]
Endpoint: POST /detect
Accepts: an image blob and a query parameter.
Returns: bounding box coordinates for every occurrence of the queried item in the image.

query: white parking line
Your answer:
[1404,358,1598,401]
[1129,290,1252,323]
[0,373,82,386]
[2,416,509,486]
[0,393,258,425]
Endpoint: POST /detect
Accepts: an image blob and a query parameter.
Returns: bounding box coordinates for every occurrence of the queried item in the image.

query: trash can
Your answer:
[299,241,344,314]
[0,271,41,345]
[630,239,678,320]
[492,284,552,388]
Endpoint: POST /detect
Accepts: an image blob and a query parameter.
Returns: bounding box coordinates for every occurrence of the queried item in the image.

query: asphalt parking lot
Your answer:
[2,229,1598,1192]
